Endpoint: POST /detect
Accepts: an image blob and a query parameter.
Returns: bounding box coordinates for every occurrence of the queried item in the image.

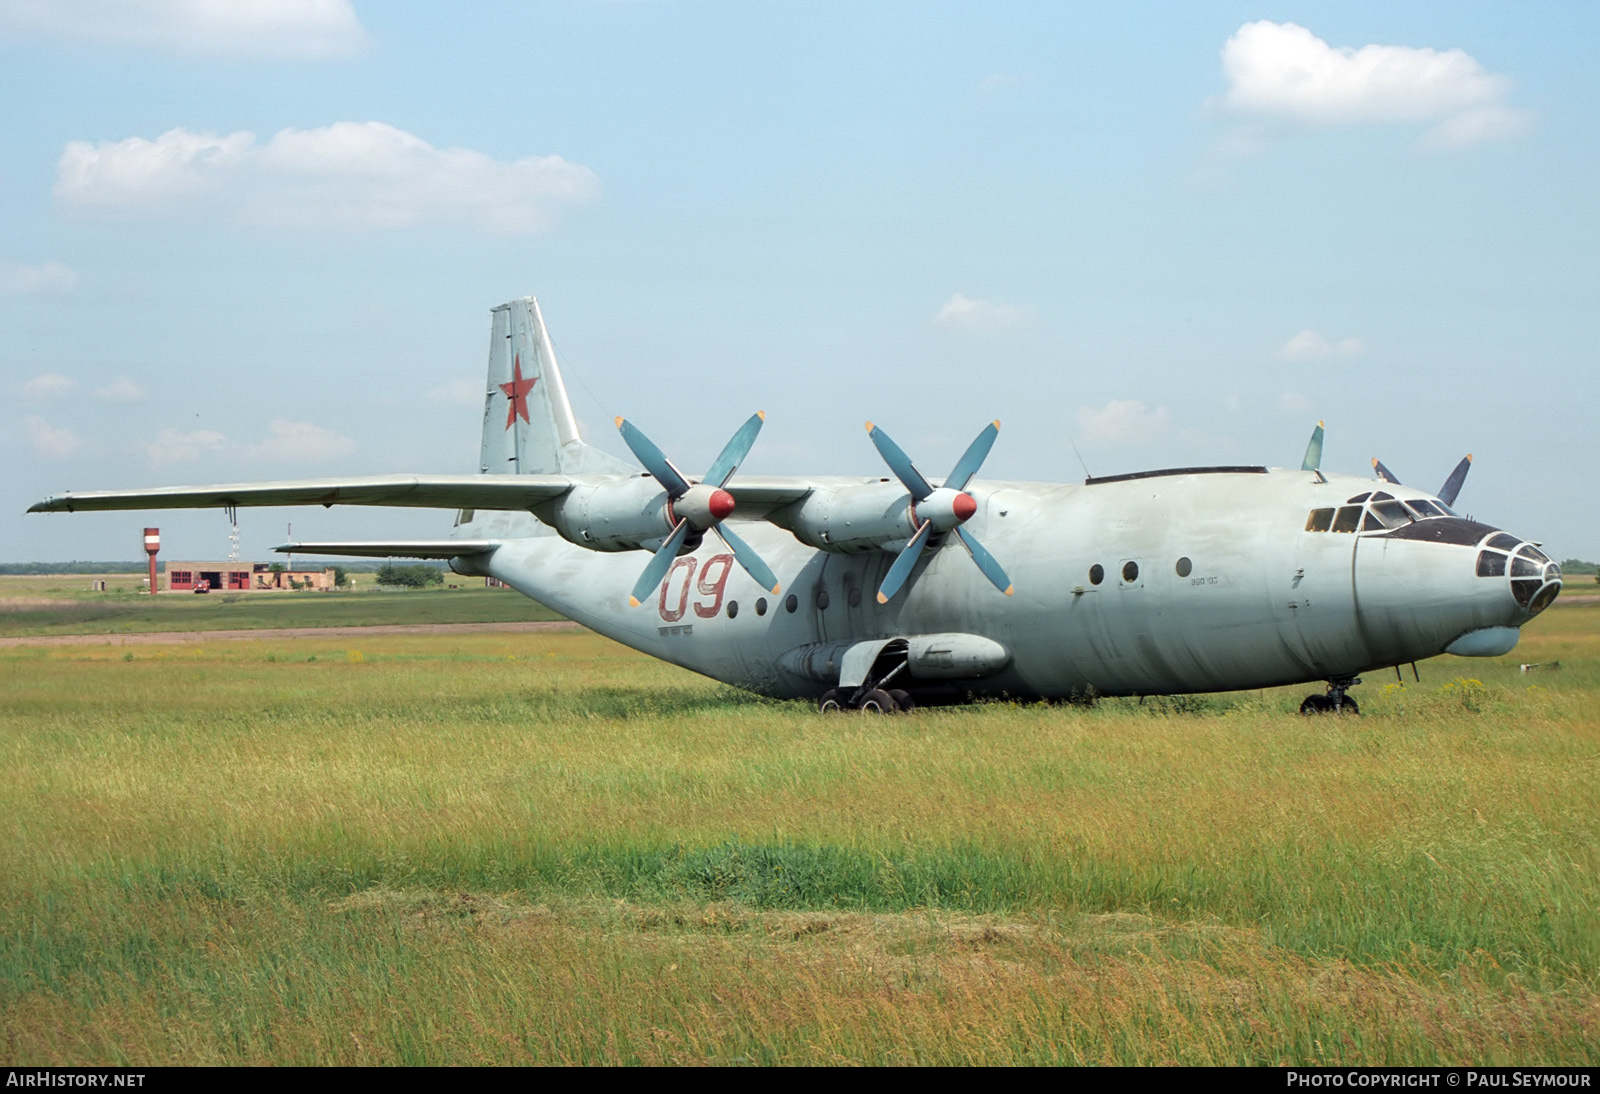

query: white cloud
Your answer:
[427,378,483,407]
[1277,392,1315,415]
[95,377,147,403]
[1276,329,1366,361]
[24,415,83,457]
[1076,400,1172,447]
[978,72,1032,96]
[22,372,78,399]
[1215,21,1530,147]
[0,259,77,294]
[247,419,355,462]
[145,419,352,466]
[56,122,600,234]
[932,293,1033,334]
[147,426,227,467]
[0,0,366,58]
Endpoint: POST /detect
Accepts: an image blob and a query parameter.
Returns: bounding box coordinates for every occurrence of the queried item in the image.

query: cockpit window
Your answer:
[1405,499,1444,519]
[1487,533,1520,552]
[1305,508,1334,532]
[1346,492,1372,505]
[1369,500,1413,529]
[1371,491,1394,502]
[1331,506,1363,533]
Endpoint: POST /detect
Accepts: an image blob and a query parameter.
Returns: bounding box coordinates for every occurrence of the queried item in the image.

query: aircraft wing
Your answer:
[273,540,500,559]
[28,474,575,514]
[723,476,868,518]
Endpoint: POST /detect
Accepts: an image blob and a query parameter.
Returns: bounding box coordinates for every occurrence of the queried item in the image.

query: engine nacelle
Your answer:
[537,476,677,553]
[770,481,915,554]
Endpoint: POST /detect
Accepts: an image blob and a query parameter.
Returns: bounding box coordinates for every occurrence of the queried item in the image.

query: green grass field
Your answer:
[1,601,1595,1065]
[0,578,563,637]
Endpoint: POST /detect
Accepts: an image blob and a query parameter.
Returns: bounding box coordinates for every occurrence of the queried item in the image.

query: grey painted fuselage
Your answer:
[465,465,1554,701]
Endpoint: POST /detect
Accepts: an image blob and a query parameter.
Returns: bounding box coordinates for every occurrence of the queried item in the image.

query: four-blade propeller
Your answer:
[1372,454,1473,507]
[616,413,781,606]
[866,420,1013,603]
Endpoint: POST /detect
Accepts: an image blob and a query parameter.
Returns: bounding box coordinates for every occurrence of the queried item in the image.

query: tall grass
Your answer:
[2,608,1596,1064]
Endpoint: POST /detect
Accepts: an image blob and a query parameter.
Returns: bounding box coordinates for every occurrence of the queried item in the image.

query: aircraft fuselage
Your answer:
[466,466,1559,701]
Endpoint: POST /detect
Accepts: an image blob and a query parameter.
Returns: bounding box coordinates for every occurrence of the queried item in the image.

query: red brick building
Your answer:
[163,562,336,592]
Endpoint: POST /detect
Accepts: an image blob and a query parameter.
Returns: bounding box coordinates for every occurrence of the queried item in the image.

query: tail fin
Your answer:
[479,297,633,475]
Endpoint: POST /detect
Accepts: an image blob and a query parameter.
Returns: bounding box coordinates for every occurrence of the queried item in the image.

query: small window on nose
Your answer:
[1476,551,1507,578]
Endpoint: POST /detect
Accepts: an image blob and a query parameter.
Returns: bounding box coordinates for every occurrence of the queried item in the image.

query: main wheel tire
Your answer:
[818,688,844,714]
[1333,695,1360,716]
[887,688,914,712]
[1299,694,1333,715]
[858,688,897,713]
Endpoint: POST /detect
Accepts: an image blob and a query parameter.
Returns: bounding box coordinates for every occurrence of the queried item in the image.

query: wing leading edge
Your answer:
[28,474,576,514]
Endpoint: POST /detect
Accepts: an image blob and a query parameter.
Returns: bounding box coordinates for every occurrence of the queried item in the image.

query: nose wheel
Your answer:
[1299,676,1361,716]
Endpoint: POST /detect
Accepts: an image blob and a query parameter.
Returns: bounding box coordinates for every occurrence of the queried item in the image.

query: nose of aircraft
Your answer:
[1446,531,1561,655]
[1474,532,1563,620]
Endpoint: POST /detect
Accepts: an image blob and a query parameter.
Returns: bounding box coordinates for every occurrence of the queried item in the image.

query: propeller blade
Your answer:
[1301,421,1324,472]
[875,521,932,604]
[946,420,1001,491]
[713,523,781,594]
[627,519,692,607]
[865,422,933,501]
[954,527,1014,596]
[616,418,691,497]
[1372,458,1401,485]
[703,411,765,488]
[1437,454,1472,507]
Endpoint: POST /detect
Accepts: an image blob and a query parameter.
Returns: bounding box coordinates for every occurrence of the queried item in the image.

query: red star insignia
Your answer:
[500,354,537,429]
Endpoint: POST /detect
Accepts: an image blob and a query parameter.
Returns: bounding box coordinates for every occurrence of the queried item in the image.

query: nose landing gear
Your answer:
[1299,676,1361,715]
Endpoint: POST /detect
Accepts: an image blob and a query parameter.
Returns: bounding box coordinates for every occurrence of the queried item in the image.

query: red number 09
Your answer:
[658,553,734,622]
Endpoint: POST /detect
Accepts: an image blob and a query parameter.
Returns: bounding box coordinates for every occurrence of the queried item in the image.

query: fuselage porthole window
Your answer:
[1176,556,1192,577]
[755,597,768,617]
[1089,564,1104,585]
[1122,561,1139,583]
[726,599,739,619]
[784,593,798,613]
[1306,508,1334,532]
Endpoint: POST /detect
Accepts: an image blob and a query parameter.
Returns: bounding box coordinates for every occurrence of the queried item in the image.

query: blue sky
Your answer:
[4,1,1596,563]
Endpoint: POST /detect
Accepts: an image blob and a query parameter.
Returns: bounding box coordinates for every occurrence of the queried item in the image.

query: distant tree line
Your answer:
[0,559,444,575]
[375,563,446,588]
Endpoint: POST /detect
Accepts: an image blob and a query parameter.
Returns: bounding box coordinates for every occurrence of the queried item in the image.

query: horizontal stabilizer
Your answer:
[273,540,500,559]
[29,474,573,514]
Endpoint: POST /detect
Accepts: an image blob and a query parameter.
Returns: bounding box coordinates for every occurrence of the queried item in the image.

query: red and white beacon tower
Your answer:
[143,527,160,596]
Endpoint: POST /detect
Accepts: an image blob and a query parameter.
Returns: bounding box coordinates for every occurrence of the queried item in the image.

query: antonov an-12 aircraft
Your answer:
[31,297,1563,714]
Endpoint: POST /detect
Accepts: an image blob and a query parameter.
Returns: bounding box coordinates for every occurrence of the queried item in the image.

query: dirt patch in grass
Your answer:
[0,620,583,647]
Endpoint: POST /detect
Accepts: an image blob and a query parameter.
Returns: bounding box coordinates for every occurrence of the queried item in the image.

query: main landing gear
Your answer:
[1299,676,1361,716]
[818,687,915,714]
